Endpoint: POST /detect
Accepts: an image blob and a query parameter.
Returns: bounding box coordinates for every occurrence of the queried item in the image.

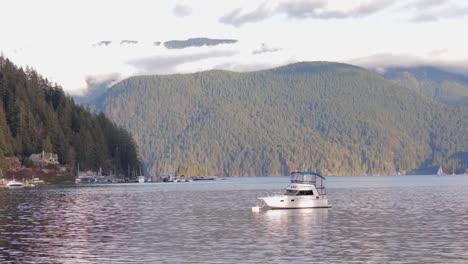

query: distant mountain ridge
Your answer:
[91,62,468,176]
[380,66,468,106]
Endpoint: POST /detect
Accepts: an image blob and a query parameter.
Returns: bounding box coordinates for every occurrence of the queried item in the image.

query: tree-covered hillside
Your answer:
[93,62,468,176]
[0,56,141,176]
[381,66,468,106]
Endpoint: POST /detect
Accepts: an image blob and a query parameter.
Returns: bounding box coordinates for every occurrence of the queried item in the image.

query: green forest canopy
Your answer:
[93,62,468,176]
[0,56,141,176]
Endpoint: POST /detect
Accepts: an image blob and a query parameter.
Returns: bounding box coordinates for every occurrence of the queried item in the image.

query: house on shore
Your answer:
[29,151,59,167]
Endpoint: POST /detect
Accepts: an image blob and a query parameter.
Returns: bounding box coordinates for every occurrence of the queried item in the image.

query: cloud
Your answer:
[127,50,237,74]
[252,43,281,55]
[153,41,162,46]
[428,48,448,57]
[163,38,238,49]
[276,0,327,19]
[411,0,448,10]
[348,52,468,76]
[93,41,112,47]
[219,2,273,27]
[120,40,138,45]
[407,0,468,22]
[219,1,396,26]
[173,4,193,17]
[411,6,468,22]
[277,0,395,19]
[74,73,122,103]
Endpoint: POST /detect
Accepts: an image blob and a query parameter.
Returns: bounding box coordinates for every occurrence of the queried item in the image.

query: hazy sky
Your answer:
[1,0,467,94]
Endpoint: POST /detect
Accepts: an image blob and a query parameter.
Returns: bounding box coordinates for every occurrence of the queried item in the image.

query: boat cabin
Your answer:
[289,171,327,196]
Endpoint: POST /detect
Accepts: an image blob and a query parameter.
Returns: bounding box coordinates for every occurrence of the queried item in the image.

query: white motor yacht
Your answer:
[258,171,331,209]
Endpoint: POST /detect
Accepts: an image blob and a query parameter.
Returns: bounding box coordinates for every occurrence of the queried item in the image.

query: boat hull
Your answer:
[260,196,331,209]
[6,181,24,188]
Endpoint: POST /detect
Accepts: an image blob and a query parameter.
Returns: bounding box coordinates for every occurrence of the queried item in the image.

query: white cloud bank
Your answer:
[0,0,467,97]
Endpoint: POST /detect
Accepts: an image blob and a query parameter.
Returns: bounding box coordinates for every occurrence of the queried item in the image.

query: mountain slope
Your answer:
[92,62,468,176]
[0,56,141,176]
[381,66,468,106]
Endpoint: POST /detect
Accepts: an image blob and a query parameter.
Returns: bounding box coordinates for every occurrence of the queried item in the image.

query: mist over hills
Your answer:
[381,66,468,106]
[90,62,468,176]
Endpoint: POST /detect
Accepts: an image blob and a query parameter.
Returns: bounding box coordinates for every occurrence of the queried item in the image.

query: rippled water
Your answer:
[1,175,468,263]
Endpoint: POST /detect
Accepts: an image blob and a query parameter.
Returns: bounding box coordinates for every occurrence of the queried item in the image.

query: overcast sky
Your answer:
[1,0,467,95]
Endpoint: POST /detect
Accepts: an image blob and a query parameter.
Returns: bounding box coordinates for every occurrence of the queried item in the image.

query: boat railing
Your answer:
[316,187,327,196]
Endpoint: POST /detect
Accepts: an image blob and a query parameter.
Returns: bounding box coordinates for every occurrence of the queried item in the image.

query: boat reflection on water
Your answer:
[253,207,330,246]
[255,207,329,226]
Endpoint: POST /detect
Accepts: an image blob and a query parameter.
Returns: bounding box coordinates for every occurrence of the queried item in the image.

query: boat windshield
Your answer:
[284,190,316,196]
[290,171,326,195]
[285,190,298,195]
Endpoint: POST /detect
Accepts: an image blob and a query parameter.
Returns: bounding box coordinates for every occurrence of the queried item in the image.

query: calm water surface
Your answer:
[1,175,468,263]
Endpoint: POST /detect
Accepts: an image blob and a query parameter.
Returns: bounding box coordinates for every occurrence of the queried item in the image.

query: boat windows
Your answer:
[285,190,299,195]
[298,190,314,196]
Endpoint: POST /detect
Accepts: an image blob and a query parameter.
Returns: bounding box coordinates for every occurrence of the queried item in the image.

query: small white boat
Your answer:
[437,165,444,176]
[137,176,145,183]
[31,178,45,184]
[6,180,24,188]
[258,171,331,209]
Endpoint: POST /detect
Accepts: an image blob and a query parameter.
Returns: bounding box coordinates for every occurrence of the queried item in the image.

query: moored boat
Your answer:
[437,165,444,176]
[6,179,24,188]
[257,171,331,209]
[137,176,145,183]
[31,177,45,184]
[191,176,216,181]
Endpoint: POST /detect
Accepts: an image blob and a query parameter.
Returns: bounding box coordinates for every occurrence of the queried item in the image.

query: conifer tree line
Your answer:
[0,56,141,176]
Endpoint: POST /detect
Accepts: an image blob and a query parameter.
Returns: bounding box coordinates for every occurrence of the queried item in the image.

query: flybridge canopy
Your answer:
[290,171,326,195]
[290,171,325,181]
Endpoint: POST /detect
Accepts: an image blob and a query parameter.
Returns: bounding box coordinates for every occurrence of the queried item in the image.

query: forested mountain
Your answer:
[0,56,141,176]
[91,62,468,176]
[381,66,468,106]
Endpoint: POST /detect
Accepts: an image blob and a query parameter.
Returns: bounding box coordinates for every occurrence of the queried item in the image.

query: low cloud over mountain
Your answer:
[74,73,122,103]
[348,53,468,76]
[127,50,237,74]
